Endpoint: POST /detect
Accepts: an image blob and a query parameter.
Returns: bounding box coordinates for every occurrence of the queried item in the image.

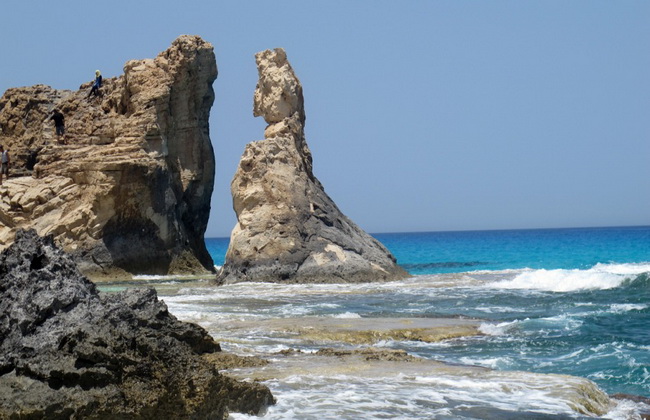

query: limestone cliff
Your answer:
[0,35,216,277]
[216,48,409,284]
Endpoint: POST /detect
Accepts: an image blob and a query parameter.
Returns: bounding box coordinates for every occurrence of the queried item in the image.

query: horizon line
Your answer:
[205,224,650,240]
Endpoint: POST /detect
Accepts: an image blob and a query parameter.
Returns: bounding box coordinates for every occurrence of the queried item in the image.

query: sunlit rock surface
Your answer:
[217,48,409,284]
[0,35,216,278]
[219,317,482,345]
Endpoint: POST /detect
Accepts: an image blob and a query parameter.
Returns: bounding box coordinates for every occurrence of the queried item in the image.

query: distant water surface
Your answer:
[372,226,650,274]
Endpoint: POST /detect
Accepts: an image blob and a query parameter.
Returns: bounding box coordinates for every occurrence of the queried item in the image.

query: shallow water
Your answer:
[99,270,649,418]
[99,226,650,418]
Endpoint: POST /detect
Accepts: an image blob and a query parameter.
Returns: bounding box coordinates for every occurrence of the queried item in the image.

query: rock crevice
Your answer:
[216,48,409,284]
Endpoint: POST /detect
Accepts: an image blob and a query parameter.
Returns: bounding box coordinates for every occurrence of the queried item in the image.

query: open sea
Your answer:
[108,226,650,419]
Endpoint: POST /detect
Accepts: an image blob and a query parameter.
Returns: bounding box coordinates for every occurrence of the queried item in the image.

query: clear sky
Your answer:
[2,1,649,237]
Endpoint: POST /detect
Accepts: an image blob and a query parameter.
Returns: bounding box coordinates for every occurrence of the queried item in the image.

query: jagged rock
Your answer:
[0,229,274,419]
[216,48,409,284]
[0,35,216,278]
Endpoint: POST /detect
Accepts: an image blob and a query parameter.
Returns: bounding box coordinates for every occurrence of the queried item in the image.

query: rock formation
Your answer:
[216,48,409,284]
[0,35,216,278]
[0,229,274,419]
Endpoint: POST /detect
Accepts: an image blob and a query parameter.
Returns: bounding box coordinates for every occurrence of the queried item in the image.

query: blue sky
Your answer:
[2,1,649,237]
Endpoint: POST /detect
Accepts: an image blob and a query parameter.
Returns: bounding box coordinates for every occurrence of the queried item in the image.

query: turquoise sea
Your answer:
[147,226,650,418]
[373,227,650,394]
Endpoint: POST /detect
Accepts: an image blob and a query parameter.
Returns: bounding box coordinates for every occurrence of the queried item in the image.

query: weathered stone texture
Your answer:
[216,48,409,284]
[0,229,274,419]
[0,35,217,277]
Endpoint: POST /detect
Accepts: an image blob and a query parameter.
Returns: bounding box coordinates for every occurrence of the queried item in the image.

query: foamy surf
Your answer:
[479,320,521,336]
[98,244,649,419]
[485,262,650,292]
[225,352,615,420]
[131,274,213,282]
[332,312,362,318]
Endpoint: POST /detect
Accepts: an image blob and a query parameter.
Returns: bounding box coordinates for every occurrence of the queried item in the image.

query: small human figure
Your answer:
[0,145,10,185]
[87,70,103,98]
[50,109,65,143]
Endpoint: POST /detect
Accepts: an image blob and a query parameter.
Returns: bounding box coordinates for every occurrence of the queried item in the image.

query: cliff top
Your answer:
[0,35,217,277]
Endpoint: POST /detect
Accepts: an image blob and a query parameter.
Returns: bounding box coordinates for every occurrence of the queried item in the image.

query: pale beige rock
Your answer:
[217,48,409,284]
[0,35,217,278]
[219,317,482,345]
[253,48,304,125]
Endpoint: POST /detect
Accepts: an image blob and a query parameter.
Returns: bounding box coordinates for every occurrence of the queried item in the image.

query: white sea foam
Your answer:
[332,312,362,319]
[479,320,521,336]
[594,262,650,275]
[316,303,341,309]
[486,262,650,292]
[131,273,214,281]
[604,398,650,420]
[162,291,219,303]
[474,305,521,314]
[457,356,512,369]
[144,259,649,420]
[131,274,186,281]
[610,303,648,313]
[230,371,611,420]
[534,313,584,330]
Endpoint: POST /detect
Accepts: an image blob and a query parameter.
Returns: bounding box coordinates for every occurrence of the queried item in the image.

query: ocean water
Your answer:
[106,226,650,419]
[374,227,650,275]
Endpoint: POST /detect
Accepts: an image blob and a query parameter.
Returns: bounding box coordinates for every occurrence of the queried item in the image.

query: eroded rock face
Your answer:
[216,48,409,284]
[0,35,216,277]
[0,229,274,419]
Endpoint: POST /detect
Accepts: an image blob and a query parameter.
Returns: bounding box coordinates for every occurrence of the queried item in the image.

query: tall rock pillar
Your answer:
[216,48,409,284]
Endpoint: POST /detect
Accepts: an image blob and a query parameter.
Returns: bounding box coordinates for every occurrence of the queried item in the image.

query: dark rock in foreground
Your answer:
[0,229,274,419]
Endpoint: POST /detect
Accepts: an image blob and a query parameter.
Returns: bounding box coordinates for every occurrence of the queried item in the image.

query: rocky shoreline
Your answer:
[4,230,647,418]
[223,348,613,418]
[2,38,647,419]
[0,230,273,419]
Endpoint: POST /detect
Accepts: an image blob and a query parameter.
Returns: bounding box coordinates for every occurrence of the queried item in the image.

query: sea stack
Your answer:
[216,48,409,284]
[0,35,216,278]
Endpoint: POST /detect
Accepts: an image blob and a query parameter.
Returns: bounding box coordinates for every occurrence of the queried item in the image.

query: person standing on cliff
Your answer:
[50,109,65,143]
[0,146,10,185]
[87,70,102,99]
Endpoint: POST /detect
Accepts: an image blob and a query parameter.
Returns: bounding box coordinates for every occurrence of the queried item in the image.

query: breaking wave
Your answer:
[486,263,650,292]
